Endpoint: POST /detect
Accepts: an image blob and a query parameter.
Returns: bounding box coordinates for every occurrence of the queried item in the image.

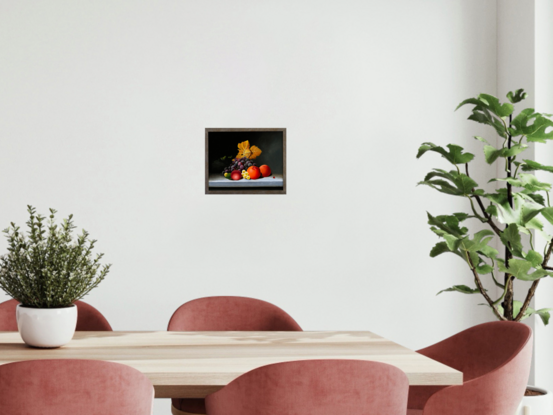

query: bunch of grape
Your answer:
[222,157,256,174]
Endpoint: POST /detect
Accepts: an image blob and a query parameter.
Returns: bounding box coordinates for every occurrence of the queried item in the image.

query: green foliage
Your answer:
[417,143,475,165]
[419,89,553,325]
[0,206,110,308]
[507,89,527,104]
[497,300,552,325]
[437,285,482,295]
[418,169,478,196]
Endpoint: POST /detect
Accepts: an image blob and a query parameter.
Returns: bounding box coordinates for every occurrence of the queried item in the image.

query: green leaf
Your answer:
[457,94,512,137]
[507,89,527,104]
[536,308,552,325]
[417,143,475,165]
[484,190,508,205]
[483,145,501,164]
[511,108,537,136]
[522,204,543,224]
[495,194,543,229]
[512,301,531,320]
[506,259,532,279]
[526,269,550,281]
[458,231,495,259]
[419,169,478,197]
[468,110,508,137]
[474,135,491,145]
[452,212,470,222]
[500,224,523,257]
[486,204,499,217]
[443,234,461,251]
[437,285,482,295]
[522,160,553,173]
[429,241,463,259]
[499,258,549,281]
[458,94,514,118]
[483,144,528,165]
[451,173,478,194]
[501,144,528,158]
[479,243,499,259]
[527,117,553,142]
[474,229,495,240]
[427,213,468,238]
[526,193,546,206]
[511,109,553,141]
[542,207,553,225]
[491,174,551,192]
[456,98,484,111]
[513,300,552,325]
[478,93,514,118]
[430,241,450,257]
[475,264,493,274]
[525,250,544,267]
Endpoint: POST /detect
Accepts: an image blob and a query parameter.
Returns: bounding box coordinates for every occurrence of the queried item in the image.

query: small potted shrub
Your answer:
[417,89,553,414]
[0,206,110,348]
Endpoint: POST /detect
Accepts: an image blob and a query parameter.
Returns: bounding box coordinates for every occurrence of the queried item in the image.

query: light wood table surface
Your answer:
[0,331,462,398]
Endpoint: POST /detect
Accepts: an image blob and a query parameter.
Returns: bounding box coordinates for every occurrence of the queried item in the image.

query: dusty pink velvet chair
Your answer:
[167,296,302,415]
[0,359,154,415]
[407,321,532,415]
[205,359,409,415]
[0,299,112,331]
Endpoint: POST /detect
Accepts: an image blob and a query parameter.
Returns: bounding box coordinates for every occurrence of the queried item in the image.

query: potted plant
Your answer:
[417,89,553,414]
[0,206,110,348]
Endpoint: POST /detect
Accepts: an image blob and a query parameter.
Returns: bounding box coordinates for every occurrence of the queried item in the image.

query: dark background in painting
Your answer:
[208,131,284,175]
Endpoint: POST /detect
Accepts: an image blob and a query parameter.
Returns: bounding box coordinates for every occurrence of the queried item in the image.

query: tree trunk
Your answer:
[502,115,514,320]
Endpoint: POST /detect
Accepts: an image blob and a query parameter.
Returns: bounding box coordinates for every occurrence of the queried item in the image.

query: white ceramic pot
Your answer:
[16,304,77,348]
[517,386,553,415]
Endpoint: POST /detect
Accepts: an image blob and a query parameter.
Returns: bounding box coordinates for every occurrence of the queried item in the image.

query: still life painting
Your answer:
[205,128,286,194]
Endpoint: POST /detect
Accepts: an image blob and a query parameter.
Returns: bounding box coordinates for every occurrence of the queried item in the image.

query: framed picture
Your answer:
[205,128,286,194]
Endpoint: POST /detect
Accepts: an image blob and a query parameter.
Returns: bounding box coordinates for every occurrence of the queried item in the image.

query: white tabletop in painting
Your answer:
[209,174,283,187]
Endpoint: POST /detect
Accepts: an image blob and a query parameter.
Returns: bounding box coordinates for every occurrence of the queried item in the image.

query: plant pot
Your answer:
[16,304,77,348]
[517,386,553,415]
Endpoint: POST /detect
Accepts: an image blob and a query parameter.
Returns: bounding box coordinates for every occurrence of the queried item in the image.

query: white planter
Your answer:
[16,304,77,348]
[517,386,553,415]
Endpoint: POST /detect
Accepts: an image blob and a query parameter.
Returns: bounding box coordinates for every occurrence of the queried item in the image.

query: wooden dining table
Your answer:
[0,331,462,398]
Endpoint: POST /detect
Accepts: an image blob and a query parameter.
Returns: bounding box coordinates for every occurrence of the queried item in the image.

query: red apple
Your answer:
[230,170,242,180]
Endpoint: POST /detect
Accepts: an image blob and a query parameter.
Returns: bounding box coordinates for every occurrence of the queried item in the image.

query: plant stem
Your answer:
[503,114,514,320]
[516,237,553,321]
[465,163,502,235]
[465,251,507,321]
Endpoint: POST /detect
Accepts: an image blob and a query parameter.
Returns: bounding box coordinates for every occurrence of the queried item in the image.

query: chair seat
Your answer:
[407,410,423,415]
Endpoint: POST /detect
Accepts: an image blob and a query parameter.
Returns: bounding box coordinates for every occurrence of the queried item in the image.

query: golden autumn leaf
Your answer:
[236,140,262,159]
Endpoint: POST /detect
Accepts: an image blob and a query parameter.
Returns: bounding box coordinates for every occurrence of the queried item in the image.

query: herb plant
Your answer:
[0,206,110,308]
[418,89,553,324]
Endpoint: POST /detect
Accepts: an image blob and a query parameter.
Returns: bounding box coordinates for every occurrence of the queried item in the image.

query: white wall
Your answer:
[0,1,499,413]
[534,0,553,391]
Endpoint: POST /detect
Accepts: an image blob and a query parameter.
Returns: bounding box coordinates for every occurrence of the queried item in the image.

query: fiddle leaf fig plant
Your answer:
[418,89,553,324]
[0,206,110,308]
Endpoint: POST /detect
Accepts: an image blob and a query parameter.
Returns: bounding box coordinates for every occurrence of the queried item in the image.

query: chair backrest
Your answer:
[0,299,18,331]
[416,321,532,381]
[0,359,153,415]
[410,321,533,414]
[205,359,409,415]
[167,296,302,331]
[0,299,112,331]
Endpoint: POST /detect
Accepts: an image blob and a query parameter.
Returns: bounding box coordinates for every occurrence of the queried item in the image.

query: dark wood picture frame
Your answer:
[205,128,287,195]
